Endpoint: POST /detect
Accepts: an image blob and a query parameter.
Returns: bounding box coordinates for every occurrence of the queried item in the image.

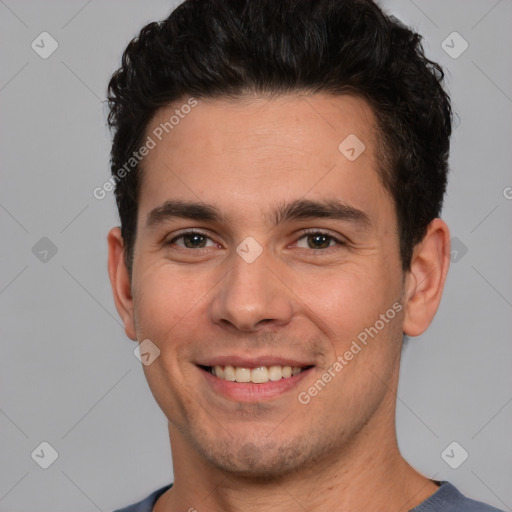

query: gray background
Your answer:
[0,0,511,510]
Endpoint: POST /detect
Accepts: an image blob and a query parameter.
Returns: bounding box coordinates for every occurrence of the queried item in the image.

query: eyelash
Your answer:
[166,229,347,251]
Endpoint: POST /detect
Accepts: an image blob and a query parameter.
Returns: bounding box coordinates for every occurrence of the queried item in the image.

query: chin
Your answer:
[209,444,300,480]
[191,433,333,481]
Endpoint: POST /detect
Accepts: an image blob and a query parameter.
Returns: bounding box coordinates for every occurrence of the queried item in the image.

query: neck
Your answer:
[155,408,437,512]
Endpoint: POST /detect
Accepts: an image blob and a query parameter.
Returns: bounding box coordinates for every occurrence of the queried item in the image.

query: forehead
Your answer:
[138,93,392,228]
[144,92,377,166]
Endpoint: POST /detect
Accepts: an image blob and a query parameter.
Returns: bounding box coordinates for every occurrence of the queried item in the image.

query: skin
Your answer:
[108,93,451,512]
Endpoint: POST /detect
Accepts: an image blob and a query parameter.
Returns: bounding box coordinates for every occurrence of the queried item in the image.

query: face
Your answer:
[124,93,408,477]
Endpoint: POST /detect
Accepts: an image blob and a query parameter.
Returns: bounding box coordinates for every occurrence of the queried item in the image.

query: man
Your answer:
[106,0,502,510]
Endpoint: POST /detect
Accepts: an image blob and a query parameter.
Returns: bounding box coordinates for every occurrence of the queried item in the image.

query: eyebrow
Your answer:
[271,199,372,230]
[145,198,372,231]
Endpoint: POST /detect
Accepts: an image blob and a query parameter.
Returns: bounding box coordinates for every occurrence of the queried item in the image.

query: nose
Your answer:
[209,248,294,332]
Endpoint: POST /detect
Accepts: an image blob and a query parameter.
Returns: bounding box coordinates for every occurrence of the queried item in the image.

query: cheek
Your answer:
[296,268,404,380]
[131,265,210,341]
[294,265,397,340]
[132,267,210,409]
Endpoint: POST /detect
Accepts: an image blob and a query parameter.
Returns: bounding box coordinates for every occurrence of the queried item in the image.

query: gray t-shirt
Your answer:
[113,481,504,511]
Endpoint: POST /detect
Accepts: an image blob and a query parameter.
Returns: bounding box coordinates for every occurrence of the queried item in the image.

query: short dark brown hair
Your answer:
[107,0,452,273]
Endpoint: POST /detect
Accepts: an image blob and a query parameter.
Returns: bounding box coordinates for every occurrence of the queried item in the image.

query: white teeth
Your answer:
[235,367,251,382]
[212,365,305,383]
[223,365,236,381]
[251,367,269,383]
[268,365,283,381]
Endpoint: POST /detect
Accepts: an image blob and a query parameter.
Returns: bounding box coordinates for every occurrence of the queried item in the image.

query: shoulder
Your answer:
[413,481,505,512]
[112,484,173,512]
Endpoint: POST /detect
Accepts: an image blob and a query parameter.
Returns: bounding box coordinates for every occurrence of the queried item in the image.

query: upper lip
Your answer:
[196,355,314,368]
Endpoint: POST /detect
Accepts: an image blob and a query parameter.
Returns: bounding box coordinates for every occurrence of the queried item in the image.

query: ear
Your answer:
[107,227,137,340]
[402,218,451,337]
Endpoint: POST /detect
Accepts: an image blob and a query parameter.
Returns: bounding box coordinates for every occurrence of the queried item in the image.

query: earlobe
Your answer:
[402,218,451,337]
[107,227,137,341]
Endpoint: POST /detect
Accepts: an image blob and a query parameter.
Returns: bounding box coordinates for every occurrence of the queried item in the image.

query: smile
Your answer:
[202,364,312,383]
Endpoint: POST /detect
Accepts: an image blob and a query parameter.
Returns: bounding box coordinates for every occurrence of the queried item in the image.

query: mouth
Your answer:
[197,360,315,402]
[199,364,314,384]
[196,356,315,403]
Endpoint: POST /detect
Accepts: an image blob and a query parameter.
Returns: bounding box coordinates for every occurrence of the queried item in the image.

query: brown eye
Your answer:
[296,231,344,250]
[306,234,332,249]
[169,231,215,249]
[182,233,208,248]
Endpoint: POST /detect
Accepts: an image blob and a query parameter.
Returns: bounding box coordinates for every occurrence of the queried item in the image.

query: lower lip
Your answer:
[199,366,313,402]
